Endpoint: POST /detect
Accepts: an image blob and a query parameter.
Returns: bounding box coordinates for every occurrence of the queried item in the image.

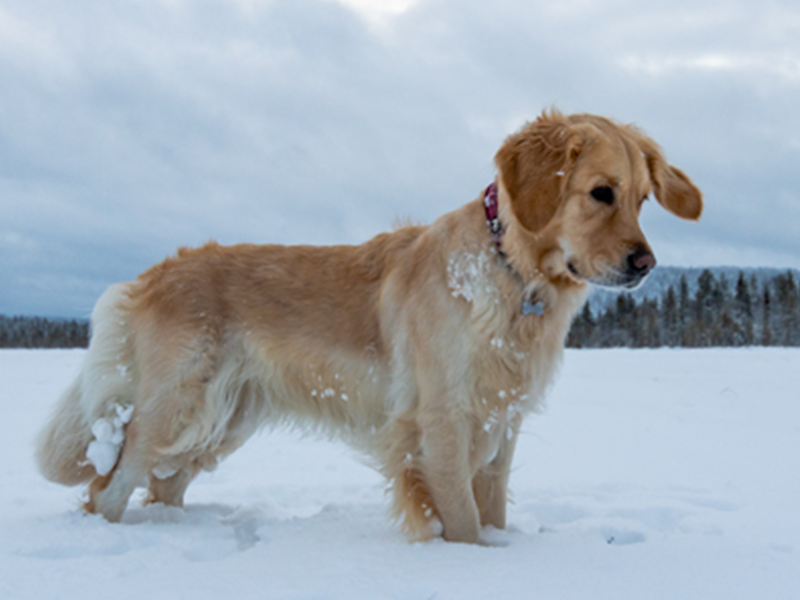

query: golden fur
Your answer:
[36,111,702,543]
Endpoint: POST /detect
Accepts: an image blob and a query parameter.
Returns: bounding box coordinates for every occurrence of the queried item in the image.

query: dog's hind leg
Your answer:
[84,418,154,522]
[144,463,201,508]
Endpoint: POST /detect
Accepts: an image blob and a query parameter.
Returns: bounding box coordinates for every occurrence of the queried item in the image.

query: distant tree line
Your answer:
[0,315,89,348]
[2,269,799,349]
[568,269,800,348]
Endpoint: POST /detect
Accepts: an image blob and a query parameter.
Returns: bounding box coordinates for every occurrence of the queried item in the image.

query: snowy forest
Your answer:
[1,268,799,349]
[0,315,89,349]
[568,268,800,348]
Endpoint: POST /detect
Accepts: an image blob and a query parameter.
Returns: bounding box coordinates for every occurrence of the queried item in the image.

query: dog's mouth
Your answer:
[567,260,650,291]
[592,271,650,290]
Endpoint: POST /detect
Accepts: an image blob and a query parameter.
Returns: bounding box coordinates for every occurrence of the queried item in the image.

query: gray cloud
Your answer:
[1,0,799,316]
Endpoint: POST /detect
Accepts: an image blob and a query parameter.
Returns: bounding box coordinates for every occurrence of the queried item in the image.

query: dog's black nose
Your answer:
[627,247,656,276]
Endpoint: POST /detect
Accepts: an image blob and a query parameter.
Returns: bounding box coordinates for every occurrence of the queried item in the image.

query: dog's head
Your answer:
[495,111,702,289]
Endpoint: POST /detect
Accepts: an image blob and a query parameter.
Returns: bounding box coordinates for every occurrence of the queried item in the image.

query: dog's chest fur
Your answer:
[437,245,586,467]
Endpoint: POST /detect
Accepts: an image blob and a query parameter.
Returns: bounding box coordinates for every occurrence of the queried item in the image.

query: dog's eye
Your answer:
[590,186,615,205]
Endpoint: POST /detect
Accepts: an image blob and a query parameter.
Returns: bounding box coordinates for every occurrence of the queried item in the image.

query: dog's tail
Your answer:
[35,283,137,486]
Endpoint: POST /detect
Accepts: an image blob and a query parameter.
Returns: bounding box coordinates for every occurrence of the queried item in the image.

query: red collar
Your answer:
[483,182,504,252]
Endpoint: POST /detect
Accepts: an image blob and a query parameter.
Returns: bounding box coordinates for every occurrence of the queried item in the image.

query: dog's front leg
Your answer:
[472,420,520,530]
[417,408,481,544]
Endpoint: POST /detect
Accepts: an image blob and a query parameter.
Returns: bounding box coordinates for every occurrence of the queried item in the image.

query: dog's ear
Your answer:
[639,136,703,221]
[495,111,595,233]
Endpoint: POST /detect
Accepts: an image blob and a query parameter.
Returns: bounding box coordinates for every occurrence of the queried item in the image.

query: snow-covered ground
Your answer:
[1,348,798,599]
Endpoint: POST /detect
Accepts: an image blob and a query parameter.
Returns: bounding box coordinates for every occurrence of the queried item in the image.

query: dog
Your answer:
[36,110,702,544]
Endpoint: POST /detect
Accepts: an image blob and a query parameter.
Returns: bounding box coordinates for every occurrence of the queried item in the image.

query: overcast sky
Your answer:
[2,0,799,317]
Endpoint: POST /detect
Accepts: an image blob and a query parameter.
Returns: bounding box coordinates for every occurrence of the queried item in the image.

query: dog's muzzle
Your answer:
[579,246,657,290]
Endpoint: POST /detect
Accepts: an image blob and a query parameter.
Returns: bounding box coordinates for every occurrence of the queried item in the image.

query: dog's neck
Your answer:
[483,182,545,316]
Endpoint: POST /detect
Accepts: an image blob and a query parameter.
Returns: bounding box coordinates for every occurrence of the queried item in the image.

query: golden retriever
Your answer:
[36,110,702,544]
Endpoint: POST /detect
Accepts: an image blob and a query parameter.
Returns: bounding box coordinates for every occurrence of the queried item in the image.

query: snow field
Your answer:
[1,349,798,599]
